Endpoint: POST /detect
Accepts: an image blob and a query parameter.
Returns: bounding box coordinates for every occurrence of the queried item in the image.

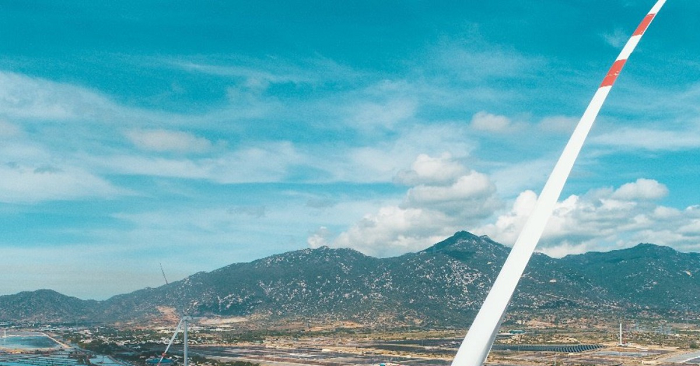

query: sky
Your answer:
[1,0,699,300]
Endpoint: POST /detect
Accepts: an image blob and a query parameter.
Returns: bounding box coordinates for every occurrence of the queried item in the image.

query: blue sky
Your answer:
[1,0,699,300]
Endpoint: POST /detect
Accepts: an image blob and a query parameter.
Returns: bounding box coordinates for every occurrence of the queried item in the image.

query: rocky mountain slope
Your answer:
[2,231,699,326]
[0,289,99,323]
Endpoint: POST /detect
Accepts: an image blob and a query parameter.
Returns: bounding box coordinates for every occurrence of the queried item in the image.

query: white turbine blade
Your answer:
[158,318,183,366]
[451,1,667,365]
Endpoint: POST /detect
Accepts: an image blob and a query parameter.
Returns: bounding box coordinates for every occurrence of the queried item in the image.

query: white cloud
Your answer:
[477,178,700,257]
[538,115,578,133]
[332,206,450,257]
[612,178,668,201]
[173,60,320,97]
[470,111,558,135]
[471,111,513,133]
[315,124,476,184]
[477,190,538,246]
[0,162,124,203]
[433,36,546,82]
[405,172,498,216]
[0,67,476,188]
[0,139,127,203]
[540,242,592,258]
[307,226,333,248]
[394,153,468,186]
[592,127,700,151]
[349,99,417,130]
[212,142,306,183]
[82,122,475,187]
[126,129,214,153]
[173,57,362,90]
[312,154,501,257]
[0,71,119,121]
[92,141,305,183]
[94,155,210,179]
[602,27,628,48]
[228,205,267,219]
[679,219,700,235]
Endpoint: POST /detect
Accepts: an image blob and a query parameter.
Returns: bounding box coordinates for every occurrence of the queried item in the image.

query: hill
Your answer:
[2,232,699,326]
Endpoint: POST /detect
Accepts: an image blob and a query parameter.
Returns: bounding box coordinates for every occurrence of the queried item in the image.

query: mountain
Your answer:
[2,232,700,326]
[560,244,700,314]
[0,289,99,323]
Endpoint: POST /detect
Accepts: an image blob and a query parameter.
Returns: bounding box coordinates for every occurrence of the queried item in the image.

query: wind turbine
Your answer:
[157,316,192,366]
[156,264,193,366]
[451,1,668,365]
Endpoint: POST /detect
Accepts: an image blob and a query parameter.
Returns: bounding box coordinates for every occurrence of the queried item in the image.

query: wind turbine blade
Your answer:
[451,1,667,365]
[158,318,183,366]
[160,263,169,285]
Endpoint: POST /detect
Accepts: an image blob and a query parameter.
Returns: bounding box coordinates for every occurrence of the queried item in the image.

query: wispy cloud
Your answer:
[430,33,547,83]
[592,127,700,151]
[348,99,418,131]
[125,129,215,154]
[601,27,629,48]
[0,47,541,192]
[470,111,519,133]
[538,115,578,134]
[0,71,120,121]
[88,141,305,183]
[0,162,125,203]
[171,56,367,92]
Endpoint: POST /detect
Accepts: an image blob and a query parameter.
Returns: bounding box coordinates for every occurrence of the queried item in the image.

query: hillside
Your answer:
[2,232,699,326]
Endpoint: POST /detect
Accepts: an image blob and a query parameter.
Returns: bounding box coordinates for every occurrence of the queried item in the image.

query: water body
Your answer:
[0,334,60,350]
[89,356,123,366]
[0,351,79,366]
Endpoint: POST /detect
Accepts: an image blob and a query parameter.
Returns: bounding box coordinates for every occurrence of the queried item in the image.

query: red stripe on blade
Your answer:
[600,59,627,87]
[633,14,655,36]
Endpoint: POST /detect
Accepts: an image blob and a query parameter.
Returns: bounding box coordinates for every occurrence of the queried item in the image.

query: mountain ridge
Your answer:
[2,231,699,326]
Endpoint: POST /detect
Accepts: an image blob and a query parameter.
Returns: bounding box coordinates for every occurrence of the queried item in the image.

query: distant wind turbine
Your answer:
[451,1,668,365]
[156,265,191,366]
[157,316,192,366]
[160,263,169,285]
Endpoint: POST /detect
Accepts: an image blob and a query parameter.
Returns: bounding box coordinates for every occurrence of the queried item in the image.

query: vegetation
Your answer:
[7,232,700,328]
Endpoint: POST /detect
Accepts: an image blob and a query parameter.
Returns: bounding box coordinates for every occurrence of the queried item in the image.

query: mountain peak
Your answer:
[10,289,76,300]
[422,231,503,253]
[4,235,700,326]
[631,242,677,254]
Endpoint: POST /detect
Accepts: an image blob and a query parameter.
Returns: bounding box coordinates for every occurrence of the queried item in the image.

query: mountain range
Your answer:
[2,231,700,327]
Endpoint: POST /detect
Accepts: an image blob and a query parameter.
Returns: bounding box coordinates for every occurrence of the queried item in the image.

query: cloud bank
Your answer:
[311,153,700,259]
[477,178,700,257]
[310,154,501,257]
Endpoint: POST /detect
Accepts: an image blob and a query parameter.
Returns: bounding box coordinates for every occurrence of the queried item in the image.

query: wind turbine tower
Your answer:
[183,316,191,366]
[156,264,192,366]
[619,323,623,346]
[158,316,193,366]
